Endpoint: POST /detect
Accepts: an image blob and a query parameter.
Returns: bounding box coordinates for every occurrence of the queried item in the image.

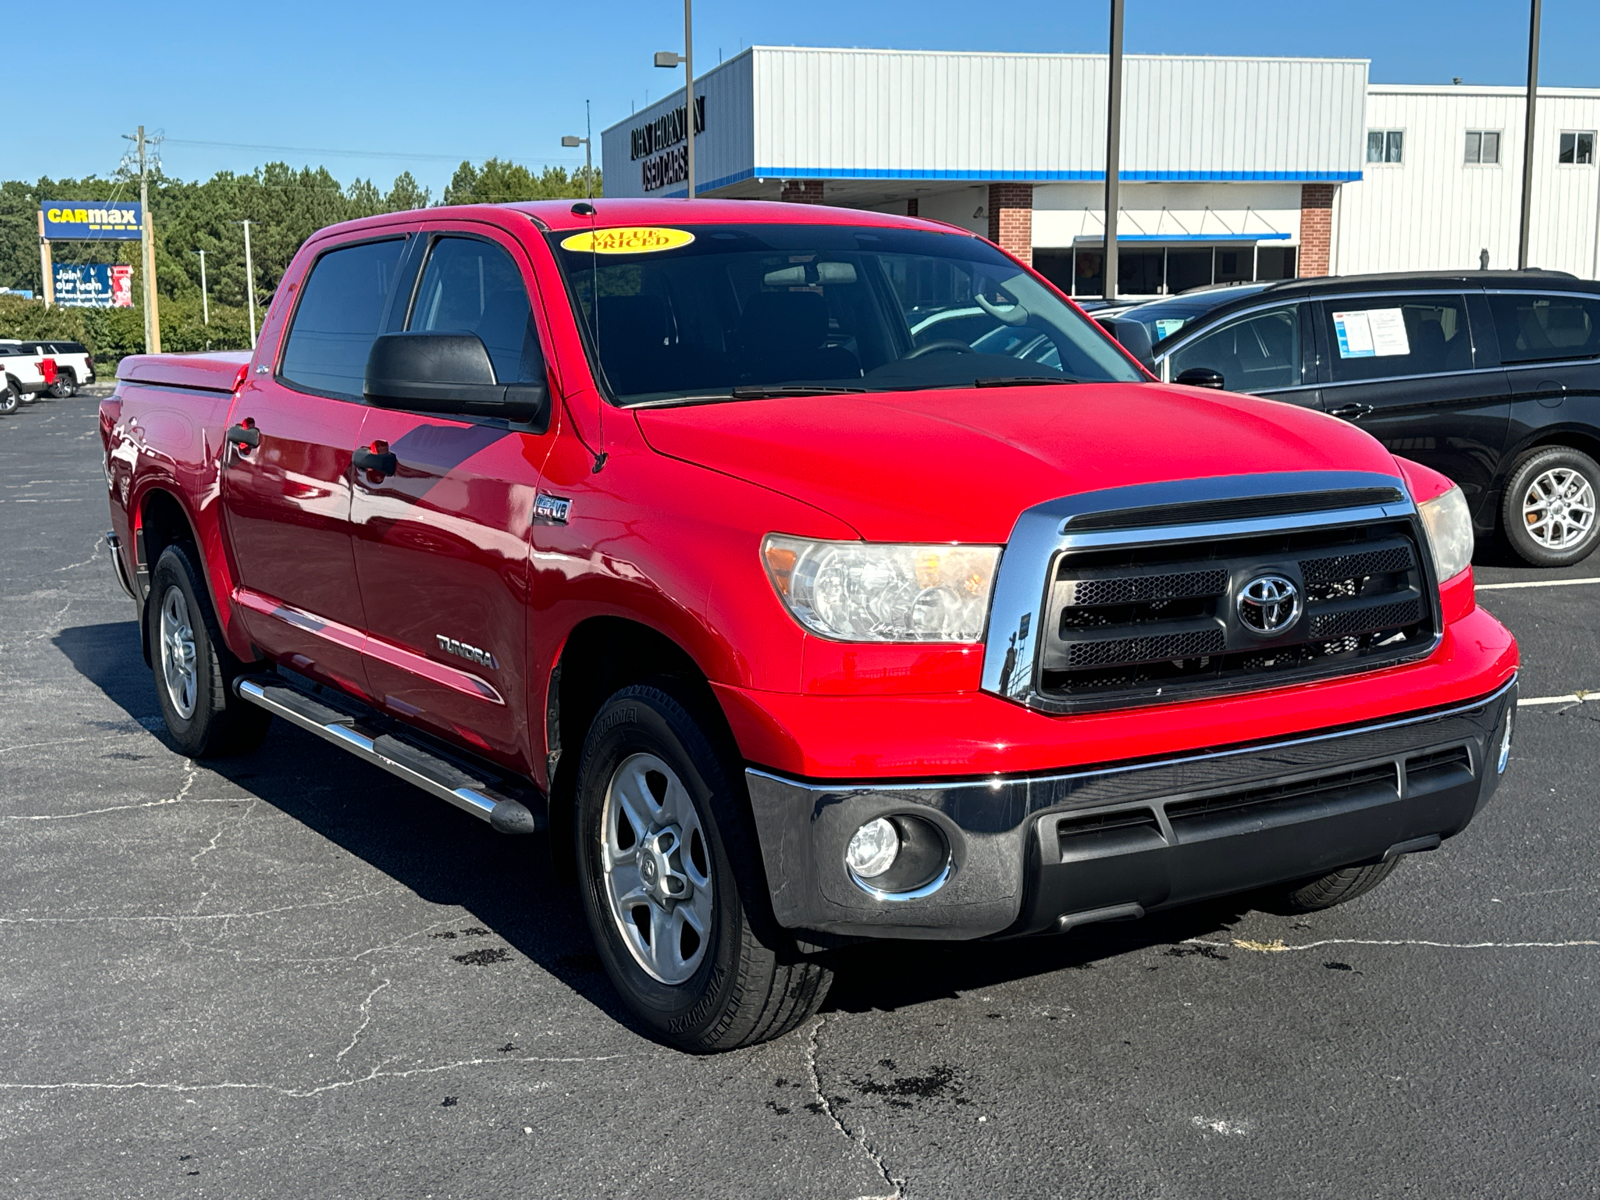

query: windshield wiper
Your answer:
[973,375,1081,388]
[729,384,869,399]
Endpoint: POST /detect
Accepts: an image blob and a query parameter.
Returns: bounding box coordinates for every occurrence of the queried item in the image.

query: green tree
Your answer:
[444,159,600,204]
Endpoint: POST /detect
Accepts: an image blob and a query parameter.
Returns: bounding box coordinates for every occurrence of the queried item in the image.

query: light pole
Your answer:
[235,220,257,349]
[194,249,209,325]
[1518,0,1542,269]
[561,100,594,200]
[654,0,696,199]
[1103,0,1125,301]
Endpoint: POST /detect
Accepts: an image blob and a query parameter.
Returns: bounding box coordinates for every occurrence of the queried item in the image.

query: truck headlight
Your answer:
[1417,486,1474,583]
[762,535,1000,642]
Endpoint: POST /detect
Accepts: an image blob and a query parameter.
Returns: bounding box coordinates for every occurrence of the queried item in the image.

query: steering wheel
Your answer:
[905,339,976,360]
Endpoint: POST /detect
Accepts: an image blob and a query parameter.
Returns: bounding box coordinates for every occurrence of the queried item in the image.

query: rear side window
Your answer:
[1323,295,1472,383]
[408,237,544,383]
[1167,305,1301,393]
[1488,292,1600,364]
[279,239,406,399]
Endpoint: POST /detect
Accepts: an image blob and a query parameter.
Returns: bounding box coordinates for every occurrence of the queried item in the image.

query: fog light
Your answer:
[1497,709,1514,774]
[846,818,900,879]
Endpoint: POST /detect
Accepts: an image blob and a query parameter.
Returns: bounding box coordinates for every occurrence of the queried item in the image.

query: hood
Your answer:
[635,382,1404,543]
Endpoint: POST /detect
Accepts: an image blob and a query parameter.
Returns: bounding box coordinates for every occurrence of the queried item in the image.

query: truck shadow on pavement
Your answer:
[56,619,1260,1030]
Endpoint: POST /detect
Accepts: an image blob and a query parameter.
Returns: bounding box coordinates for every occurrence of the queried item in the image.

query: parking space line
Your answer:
[1518,692,1595,707]
[1477,578,1600,590]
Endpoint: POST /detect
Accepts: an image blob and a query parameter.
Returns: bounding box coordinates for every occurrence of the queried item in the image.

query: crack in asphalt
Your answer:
[805,1016,903,1200]
[0,1052,636,1100]
[1189,936,1600,953]
[0,888,406,926]
[335,978,392,1064]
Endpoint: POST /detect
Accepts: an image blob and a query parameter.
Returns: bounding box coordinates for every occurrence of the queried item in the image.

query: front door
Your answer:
[1162,301,1322,411]
[221,234,412,698]
[1314,294,1510,517]
[350,227,555,769]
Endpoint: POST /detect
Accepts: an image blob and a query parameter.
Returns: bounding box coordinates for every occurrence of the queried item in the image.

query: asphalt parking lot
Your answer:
[2,392,1596,1199]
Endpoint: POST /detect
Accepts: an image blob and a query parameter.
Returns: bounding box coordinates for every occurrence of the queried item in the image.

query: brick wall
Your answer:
[987,183,1033,265]
[780,180,825,204]
[1299,184,1335,277]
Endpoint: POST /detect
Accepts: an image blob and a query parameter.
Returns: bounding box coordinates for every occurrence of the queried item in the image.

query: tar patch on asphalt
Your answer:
[849,1063,970,1109]
[453,947,511,966]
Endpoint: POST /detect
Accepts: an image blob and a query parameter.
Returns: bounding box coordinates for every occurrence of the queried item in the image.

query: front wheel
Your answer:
[1501,446,1600,567]
[1264,858,1400,914]
[148,544,272,757]
[0,380,17,415]
[575,682,832,1052]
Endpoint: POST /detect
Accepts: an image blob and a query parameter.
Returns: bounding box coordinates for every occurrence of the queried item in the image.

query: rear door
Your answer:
[349,224,556,770]
[221,233,412,698]
[1315,292,1510,517]
[1161,301,1320,409]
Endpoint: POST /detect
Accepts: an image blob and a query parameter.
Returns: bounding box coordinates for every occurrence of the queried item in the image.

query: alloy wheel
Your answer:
[600,752,714,984]
[159,587,199,719]
[1521,467,1597,551]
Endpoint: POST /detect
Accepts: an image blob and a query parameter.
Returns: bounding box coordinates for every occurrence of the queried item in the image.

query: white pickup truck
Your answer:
[0,338,95,397]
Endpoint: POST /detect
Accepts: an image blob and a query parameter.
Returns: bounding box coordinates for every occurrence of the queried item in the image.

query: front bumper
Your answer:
[746,678,1516,940]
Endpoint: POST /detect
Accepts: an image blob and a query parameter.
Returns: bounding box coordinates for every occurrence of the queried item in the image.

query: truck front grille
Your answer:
[1036,519,1437,711]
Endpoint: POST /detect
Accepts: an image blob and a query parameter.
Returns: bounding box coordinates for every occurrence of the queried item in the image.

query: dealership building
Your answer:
[601,47,1600,295]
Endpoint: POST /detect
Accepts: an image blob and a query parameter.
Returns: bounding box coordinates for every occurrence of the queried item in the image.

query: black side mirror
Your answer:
[1176,367,1226,390]
[1095,317,1156,371]
[365,332,549,430]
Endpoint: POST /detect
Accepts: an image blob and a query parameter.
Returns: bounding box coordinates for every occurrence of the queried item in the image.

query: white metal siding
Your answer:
[1336,86,1600,278]
[748,48,1366,181]
[600,51,756,199]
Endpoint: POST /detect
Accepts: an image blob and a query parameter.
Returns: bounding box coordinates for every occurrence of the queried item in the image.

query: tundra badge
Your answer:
[437,636,500,670]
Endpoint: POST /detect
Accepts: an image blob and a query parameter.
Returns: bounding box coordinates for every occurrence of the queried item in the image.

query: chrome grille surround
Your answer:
[980,471,1441,713]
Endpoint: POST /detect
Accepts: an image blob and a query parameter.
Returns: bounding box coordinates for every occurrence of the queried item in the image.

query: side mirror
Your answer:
[1176,367,1226,390]
[365,332,549,429]
[1095,317,1155,371]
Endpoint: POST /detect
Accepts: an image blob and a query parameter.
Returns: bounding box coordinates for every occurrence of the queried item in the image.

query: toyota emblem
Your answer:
[1236,574,1301,636]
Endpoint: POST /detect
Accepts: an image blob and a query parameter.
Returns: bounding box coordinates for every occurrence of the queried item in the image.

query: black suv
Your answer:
[1148,271,1600,566]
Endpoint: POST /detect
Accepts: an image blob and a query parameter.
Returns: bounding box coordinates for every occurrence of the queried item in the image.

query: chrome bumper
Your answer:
[746,678,1516,941]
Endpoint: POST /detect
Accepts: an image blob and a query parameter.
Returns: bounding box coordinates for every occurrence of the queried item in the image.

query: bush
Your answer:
[0,295,254,371]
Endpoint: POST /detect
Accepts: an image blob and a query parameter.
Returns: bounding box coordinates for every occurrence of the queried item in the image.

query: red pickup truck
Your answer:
[101,199,1518,1051]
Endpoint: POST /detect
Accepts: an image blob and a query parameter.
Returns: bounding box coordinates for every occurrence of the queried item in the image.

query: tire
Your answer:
[1501,446,1600,567]
[48,371,76,399]
[0,381,17,416]
[1266,858,1401,914]
[147,544,272,757]
[575,681,832,1052]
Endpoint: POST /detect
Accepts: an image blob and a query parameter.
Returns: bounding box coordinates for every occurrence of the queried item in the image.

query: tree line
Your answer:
[0,159,599,365]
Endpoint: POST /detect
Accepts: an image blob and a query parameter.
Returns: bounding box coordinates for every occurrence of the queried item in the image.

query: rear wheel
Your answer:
[48,371,76,398]
[1501,446,1600,567]
[575,682,832,1052]
[1266,858,1400,914]
[148,544,272,758]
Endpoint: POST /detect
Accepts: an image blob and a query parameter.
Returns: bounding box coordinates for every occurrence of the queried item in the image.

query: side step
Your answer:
[234,674,545,834]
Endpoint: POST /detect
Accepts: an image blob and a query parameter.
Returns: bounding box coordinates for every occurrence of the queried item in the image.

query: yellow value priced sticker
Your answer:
[559,227,696,254]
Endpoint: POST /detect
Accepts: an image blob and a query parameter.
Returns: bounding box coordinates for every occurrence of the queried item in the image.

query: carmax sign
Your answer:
[41,201,143,240]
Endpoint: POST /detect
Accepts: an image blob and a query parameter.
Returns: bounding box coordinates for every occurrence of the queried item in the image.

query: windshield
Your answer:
[1121,284,1276,351]
[548,223,1144,404]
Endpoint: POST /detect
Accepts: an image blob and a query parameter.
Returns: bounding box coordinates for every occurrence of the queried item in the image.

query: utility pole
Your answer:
[195,249,209,324]
[236,220,257,348]
[1518,0,1542,269]
[123,125,162,353]
[1103,0,1125,301]
[654,0,696,199]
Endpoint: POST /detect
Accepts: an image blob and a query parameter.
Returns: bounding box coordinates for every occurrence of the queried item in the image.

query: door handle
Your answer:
[225,421,260,454]
[354,442,398,479]
[1328,403,1374,420]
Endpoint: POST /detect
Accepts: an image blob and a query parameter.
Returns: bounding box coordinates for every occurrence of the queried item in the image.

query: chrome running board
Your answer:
[233,674,544,834]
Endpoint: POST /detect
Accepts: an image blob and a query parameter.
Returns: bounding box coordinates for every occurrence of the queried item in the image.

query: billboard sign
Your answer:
[52,264,127,308]
[41,201,143,240]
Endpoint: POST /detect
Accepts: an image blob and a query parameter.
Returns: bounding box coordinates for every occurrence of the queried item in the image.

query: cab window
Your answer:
[1168,305,1301,392]
[1323,295,1472,383]
[279,238,406,399]
[408,237,544,383]
[1488,292,1600,364]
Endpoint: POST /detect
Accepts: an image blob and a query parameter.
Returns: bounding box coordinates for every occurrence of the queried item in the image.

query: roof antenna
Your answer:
[567,196,607,472]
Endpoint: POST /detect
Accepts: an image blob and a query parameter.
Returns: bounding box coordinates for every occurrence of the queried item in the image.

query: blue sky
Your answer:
[11,0,1598,197]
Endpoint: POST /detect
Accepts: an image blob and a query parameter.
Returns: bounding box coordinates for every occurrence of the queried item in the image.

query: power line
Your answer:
[163,137,583,169]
